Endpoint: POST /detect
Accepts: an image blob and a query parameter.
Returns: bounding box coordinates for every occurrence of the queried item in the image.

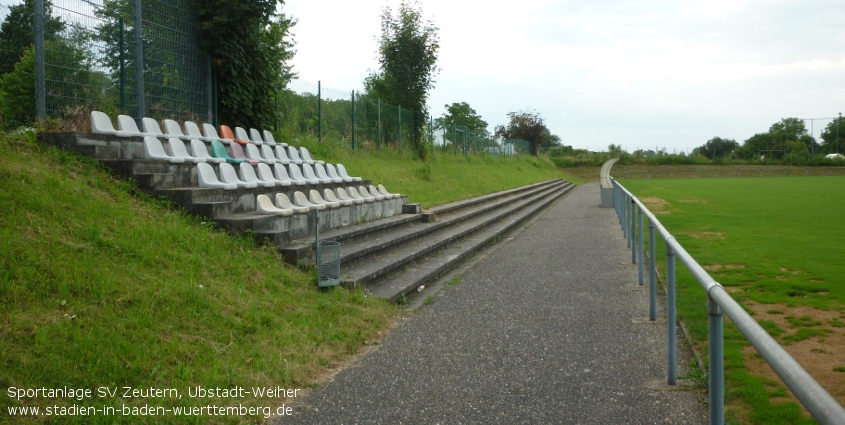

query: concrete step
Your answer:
[430,179,561,216]
[340,180,574,300]
[335,180,572,270]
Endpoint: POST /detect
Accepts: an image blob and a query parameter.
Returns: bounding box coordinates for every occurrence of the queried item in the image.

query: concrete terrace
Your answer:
[277,183,708,424]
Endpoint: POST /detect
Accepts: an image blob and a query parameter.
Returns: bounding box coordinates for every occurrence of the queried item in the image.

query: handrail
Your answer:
[611,177,845,425]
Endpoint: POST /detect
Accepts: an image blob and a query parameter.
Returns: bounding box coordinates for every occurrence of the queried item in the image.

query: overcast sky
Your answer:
[284,0,845,153]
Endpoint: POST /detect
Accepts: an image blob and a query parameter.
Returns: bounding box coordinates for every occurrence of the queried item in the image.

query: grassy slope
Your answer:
[0,132,572,424]
[621,177,845,424]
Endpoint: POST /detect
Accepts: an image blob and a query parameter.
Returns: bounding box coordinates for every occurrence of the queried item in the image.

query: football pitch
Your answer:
[620,175,845,424]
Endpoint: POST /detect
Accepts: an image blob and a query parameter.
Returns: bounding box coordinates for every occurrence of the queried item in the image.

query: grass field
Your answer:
[620,176,845,424]
[0,130,571,424]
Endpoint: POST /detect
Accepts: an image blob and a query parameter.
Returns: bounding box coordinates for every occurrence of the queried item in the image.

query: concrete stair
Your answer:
[285,179,574,302]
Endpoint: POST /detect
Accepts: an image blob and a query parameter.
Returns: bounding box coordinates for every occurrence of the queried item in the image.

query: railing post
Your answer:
[638,208,644,285]
[708,290,725,425]
[648,219,657,321]
[667,244,677,385]
[625,196,630,246]
[631,200,637,259]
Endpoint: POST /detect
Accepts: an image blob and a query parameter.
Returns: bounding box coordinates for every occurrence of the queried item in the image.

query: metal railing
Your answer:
[611,177,845,425]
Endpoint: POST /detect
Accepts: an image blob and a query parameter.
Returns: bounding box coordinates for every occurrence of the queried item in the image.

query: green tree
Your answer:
[696,137,739,159]
[364,1,440,159]
[0,46,35,127]
[0,0,65,77]
[538,128,561,153]
[494,111,548,156]
[820,115,844,154]
[435,102,488,134]
[192,0,296,128]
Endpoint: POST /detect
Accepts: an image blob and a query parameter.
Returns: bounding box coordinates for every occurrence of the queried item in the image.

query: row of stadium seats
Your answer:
[256,186,400,216]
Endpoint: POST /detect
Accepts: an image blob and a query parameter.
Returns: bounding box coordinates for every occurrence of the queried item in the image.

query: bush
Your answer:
[0,46,35,129]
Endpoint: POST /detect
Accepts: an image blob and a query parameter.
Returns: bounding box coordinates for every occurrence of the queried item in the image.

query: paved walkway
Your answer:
[278,183,707,424]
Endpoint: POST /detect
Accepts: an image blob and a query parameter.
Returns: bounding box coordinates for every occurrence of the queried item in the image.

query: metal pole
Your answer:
[377,99,381,150]
[649,219,657,320]
[398,106,402,151]
[667,244,677,385]
[631,200,636,259]
[708,291,725,425]
[317,80,323,143]
[351,90,356,151]
[34,0,45,121]
[638,208,644,285]
[119,18,125,113]
[133,0,144,122]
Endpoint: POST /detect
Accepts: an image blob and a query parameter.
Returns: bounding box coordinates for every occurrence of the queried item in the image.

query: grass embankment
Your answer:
[0,131,571,424]
[620,177,845,425]
[299,136,579,208]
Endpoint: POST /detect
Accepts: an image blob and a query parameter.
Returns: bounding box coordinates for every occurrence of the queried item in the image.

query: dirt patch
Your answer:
[684,231,725,241]
[639,197,671,214]
[677,198,709,204]
[703,263,745,271]
[742,302,845,406]
[780,267,801,275]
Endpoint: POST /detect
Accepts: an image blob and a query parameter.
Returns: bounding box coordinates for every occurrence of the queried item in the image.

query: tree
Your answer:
[494,110,547,156]
[696,137,739,159]
[364,1,439,159]
[192,0,296,128]
[0,0,65,77]
[820,115,844,154]
[435,102,487,134]
[538,128,561,153]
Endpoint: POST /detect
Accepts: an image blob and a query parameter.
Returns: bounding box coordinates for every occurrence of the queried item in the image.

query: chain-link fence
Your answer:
[10,0,210,128]
[277,79,529,156]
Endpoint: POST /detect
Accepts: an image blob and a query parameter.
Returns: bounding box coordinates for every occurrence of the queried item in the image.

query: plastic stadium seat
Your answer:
[164,119,193,141]
[196,163,237,190]
[361,185,386,201]
[142,117,166,137]
[377,184,401,199]
[203,123,233,144]
[90,111,115,134]
[289,164,319,185]
[325,163,350,183]
[219,125,248,145]
[117,115,147,137]
[309,189,340,208]
[210,140,243,164]
[336,164,362,182]
[261,145,279,165]
[293,191,326,211]
[229,143,259,165]
[276,193,309,214]
[347,186,374,203]
[274,145,292,165]
[184,121,215,142]
[302,163,331,184]
[257,163,291,186]
[144,136,184,163]
[219,163,257,189]
[300,147,324,164]
[273,163,300,186]
[235,127,261,145]
[239,163,275,188]
[263,130,287,148]
[256,194,293,216]
[286,146,304,164]
[335,187,364,205]
[324,188,353,206]
[191,139,225,163]
[245,143,275,164]
[315,163,342,183]
[168,138,204,163]
[251,128,275,146]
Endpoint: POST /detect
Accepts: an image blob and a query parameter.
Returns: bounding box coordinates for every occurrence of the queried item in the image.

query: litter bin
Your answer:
[316,240,341,287]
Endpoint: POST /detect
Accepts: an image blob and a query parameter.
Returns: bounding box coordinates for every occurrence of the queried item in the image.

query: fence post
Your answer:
[377,99,381,150]
[631,200,636,258]
[398,106,402,152]
[351,90,355,151]
[317,80,323,143]
[708,290,725,425]
[133,0,144,122]
[34,0,45,121]
[648,219,656,320]
[624,194,630,245]
[667,244,677,385]
[119,18,126,113]
[638,208,644,285]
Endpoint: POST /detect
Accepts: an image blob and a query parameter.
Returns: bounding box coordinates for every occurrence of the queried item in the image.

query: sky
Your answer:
[283,0,845,153]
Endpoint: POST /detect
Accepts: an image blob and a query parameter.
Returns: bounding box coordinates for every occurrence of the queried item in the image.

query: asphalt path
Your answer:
[278,182,708,424]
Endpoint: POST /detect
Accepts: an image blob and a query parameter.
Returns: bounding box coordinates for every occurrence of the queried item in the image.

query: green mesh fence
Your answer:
[27,0,208,126]
[432,125,529,156]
